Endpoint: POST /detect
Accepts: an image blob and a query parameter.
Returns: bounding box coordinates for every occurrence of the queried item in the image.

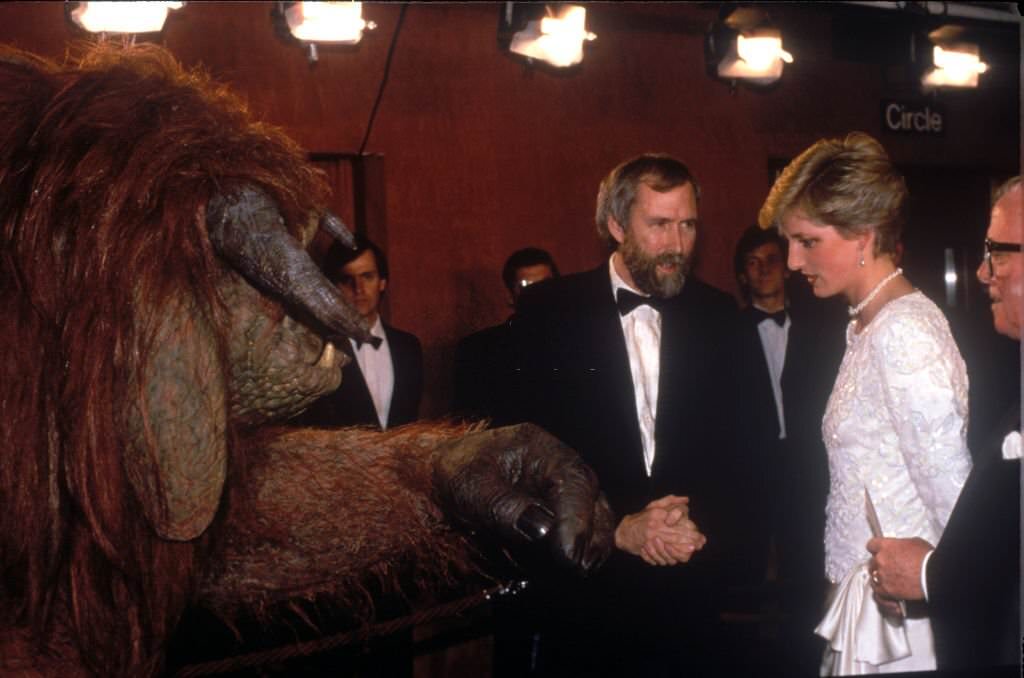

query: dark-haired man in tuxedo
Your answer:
[453,247,559,422]
[507,153,741,677]
[867,176,1021,676]
[730,225,844,675]
[293,235,422,430]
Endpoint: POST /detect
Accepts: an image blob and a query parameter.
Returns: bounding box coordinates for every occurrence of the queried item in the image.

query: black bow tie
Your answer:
[356,335,383,350]
[751,307,787,327]
[616,288,664,316]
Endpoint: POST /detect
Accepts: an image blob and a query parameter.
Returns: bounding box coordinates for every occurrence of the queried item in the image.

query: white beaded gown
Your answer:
[815,291,972,675]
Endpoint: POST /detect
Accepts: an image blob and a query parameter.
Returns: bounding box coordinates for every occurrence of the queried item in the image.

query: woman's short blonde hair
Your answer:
[758,132,906,256]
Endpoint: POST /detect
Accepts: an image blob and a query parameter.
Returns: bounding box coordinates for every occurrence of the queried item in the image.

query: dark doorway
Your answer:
[902,166,1020,461]
[900,165,1001,312]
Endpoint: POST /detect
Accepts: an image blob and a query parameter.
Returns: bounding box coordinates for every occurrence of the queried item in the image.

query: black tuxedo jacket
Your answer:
[736,305,786,443]
[737,298,845,458]
[294,323,422,429]
[513,266,742,531]
[736,302,842,442]
[734,303,844,558]
[506,265,745,656]
[928,400,1020,672]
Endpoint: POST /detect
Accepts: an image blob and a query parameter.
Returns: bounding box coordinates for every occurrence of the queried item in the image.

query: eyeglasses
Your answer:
[983,238,1022,278]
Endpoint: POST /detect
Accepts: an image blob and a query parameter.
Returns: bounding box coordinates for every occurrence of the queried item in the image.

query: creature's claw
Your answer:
[433,423,615,576]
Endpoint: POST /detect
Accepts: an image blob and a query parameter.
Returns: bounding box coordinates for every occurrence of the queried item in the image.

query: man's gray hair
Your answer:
[595,153,700,249]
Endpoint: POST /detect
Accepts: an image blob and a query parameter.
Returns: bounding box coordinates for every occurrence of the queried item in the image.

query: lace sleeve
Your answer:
[870,310,972,532]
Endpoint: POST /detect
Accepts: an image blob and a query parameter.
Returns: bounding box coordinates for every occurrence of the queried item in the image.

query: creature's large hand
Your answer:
[433,423,615,575]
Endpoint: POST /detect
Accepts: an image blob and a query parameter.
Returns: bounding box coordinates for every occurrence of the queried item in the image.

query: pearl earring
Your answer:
[859,251,865,267]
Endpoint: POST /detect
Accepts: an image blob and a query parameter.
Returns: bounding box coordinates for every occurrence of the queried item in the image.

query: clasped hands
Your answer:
[614,494,706,566]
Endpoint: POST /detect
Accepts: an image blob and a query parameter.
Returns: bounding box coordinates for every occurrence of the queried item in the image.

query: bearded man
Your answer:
[502,154,747,677]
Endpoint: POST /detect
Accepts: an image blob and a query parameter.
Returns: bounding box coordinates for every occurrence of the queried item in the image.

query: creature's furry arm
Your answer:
[199,423,614,620]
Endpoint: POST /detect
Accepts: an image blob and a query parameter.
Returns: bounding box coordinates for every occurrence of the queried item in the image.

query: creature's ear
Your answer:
[123,297,227,541]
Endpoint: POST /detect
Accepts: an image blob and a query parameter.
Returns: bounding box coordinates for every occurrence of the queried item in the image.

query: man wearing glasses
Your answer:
[982,231,1023,338]
[866,176,1021,674]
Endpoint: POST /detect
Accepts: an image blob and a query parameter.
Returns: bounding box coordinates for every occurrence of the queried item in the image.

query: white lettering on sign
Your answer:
[883,102,943,134]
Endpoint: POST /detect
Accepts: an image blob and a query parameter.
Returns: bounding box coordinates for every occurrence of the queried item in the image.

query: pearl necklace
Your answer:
[848,268,903,317]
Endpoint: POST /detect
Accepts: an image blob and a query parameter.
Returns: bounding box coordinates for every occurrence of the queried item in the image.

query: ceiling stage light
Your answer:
[705,8,794,87]
[279,1,376,62]
[69,1,183,35]
[718,28,793,83]
[922,43,988,88]
[505,4,596,69]
[283,1,375,45]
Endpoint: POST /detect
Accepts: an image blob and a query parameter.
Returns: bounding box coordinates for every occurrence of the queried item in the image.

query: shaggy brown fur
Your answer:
[0,43,348,676]
[205,423,484,624]
[0,43,597,678]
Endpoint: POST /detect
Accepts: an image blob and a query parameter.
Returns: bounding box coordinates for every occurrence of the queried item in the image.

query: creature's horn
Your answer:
[319,210,357,250]
[207,186,373,343]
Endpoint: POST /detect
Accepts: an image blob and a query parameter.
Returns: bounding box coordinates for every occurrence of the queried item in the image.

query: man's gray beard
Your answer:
[621,236,689,299]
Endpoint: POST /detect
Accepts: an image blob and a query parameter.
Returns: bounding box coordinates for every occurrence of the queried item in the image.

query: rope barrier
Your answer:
[173,580,528,677]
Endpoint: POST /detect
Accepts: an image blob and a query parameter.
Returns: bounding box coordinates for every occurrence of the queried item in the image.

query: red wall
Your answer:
[1,2,1018,416]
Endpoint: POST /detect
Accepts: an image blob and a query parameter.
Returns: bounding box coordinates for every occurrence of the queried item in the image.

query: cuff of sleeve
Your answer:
[920,548,935,602]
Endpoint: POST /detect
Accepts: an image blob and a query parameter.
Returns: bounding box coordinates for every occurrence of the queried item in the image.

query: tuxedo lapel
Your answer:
[382,324,401,426]
[652,287,695,478]
[741,307,774,387]
[341,345,378,425]
[650,278,739,484]
[585,267,648,479]
[653,300,676,478]
[739,306,783,440]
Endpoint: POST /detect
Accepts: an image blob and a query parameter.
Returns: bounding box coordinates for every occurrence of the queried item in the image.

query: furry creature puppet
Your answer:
[0,43,614,677]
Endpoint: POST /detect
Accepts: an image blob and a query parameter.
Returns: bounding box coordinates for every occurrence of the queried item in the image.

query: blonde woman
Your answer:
[758,132,971,674]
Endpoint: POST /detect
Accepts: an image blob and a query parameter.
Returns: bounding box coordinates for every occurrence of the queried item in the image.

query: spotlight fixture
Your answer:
[705,7,793,87]
[922,42,988,89]
[280,1,376,62]
[68,1,183,35]
[501,3,596,69]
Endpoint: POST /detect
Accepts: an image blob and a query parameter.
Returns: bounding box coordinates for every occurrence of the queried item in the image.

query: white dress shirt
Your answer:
[752,303,790,439]
[609,255,662,476]
[349,315,394,429]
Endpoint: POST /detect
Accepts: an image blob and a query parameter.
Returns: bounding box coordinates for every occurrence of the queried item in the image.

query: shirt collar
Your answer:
[750,302,787,314]
[367,315,384,338]
[609,253,647,299]
[351,315,386,350]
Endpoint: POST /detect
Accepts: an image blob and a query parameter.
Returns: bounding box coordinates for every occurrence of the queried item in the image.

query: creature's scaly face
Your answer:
[220,271,348,426]
[126,186,371,541]
[204,186,374,426]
